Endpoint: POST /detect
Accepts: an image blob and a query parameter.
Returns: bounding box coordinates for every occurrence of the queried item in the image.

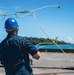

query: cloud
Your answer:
[67,37,74,43]
[14,6,20,10]
[0,10,4,15]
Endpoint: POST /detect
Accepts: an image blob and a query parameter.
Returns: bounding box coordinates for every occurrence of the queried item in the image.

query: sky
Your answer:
[0,0,74,44]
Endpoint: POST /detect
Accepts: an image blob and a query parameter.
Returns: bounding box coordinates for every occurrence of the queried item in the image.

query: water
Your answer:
[36,45,74,50]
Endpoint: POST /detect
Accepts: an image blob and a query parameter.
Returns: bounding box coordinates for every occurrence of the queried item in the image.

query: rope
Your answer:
[16,5,74,67]
[0,5,74,67]
[32,5,59,12]
[33,13,74,67]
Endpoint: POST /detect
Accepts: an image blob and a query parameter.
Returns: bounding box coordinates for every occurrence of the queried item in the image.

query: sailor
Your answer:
[0,18,41,75]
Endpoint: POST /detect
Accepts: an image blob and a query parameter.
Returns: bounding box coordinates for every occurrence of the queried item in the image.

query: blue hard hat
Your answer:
[5,18,19,28]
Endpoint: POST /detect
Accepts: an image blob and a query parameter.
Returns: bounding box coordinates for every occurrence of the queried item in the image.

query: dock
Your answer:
[0,52,74,75]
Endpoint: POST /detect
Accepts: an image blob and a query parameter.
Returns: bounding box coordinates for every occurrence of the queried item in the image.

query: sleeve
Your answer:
[24,38,38,56]
[0,43,1,61]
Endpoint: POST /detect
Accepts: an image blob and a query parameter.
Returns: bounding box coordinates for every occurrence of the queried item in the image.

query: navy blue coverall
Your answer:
[0,34,38,75]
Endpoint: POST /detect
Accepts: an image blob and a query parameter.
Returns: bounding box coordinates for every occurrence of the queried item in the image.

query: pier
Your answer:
[0,52,74,75]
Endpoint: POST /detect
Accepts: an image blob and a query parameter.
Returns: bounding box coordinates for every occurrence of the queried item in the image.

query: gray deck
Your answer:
[0,52,74,75]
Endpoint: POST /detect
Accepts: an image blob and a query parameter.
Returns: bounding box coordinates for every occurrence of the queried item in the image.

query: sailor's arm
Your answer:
[25,38,41,59]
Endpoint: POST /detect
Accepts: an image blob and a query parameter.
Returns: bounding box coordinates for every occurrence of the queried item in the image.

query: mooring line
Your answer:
[33,13,74,67]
